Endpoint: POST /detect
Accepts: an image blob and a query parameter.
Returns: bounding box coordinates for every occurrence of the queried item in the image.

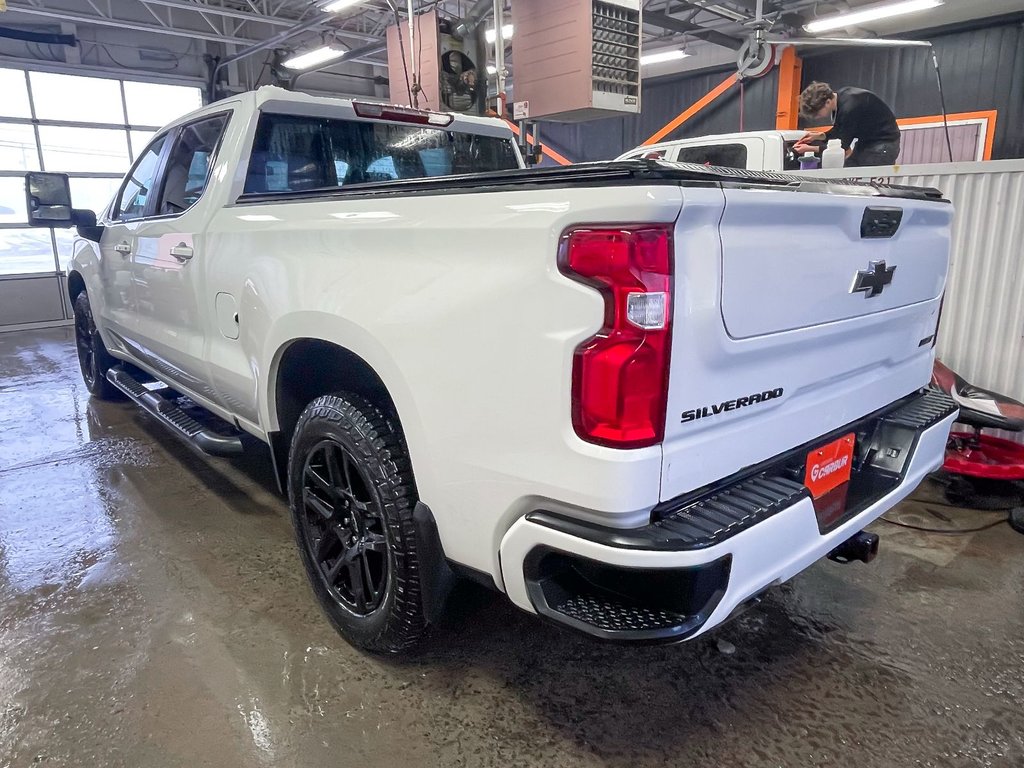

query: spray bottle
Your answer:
[799,152,820,171]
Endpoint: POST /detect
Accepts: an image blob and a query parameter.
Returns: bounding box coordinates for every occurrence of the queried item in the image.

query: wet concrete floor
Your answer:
[1,326,1022,768]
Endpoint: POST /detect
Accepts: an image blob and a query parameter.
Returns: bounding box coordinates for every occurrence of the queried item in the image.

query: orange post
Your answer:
[775,47,803,130]
[642,73,739,146]
[505,120,573,165]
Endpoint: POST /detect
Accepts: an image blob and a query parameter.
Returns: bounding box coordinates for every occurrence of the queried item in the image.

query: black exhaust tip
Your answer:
[827,531,880,564]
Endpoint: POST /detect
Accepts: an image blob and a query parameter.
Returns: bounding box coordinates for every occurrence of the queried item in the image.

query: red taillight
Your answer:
[559,225,673,449]
[352,101,454,126]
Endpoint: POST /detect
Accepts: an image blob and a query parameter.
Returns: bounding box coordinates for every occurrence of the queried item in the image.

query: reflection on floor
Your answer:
[1,327,1022,768]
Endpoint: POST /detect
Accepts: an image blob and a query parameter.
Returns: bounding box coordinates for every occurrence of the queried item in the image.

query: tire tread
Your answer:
[288,392,426,653]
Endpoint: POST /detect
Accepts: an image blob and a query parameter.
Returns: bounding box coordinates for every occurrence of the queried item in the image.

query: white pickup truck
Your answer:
[27,86,957,653]
[617,129,807,171]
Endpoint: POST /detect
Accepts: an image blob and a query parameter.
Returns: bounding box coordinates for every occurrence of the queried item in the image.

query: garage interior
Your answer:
[2,0,1024,766]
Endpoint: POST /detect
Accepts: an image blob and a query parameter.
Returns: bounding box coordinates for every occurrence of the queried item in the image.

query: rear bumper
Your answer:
[499,389,957,643]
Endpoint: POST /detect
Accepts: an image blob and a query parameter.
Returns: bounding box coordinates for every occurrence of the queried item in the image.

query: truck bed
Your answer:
[234,159,947,205]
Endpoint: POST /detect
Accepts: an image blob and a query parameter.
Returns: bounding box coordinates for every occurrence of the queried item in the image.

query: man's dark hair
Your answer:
[799,82,834,118]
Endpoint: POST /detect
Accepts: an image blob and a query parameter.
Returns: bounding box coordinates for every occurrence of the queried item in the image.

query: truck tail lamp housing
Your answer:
[559,225,673,448]
[352,101,454,126]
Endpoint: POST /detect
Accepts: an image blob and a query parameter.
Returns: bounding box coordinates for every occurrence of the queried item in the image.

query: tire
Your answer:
[1010,507,1024,535]
[287,392,427,653]
[72,291,124,401]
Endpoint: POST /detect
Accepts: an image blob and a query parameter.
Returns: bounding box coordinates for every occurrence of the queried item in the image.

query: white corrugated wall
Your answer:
[810,160,1024,410]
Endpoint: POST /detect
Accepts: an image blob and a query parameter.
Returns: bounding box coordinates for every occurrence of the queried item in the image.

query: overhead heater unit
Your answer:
[510,0,641,122]
[386,12,485,114]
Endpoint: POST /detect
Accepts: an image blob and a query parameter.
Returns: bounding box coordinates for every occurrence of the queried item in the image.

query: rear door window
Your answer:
[156,113,229,215]
[244,113,520,194]
[676,143,748,169]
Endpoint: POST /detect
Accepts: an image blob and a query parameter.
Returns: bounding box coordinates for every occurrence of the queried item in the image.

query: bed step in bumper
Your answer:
[501,388,957,643]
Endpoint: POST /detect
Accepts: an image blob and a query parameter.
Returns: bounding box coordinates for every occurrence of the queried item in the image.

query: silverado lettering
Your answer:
[681,388,785,424]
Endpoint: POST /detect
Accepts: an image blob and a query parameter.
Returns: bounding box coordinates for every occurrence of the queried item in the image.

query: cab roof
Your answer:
[164,85,515,140]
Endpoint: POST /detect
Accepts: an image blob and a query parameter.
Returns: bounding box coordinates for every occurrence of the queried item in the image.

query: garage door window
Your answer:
[0,67,201,278]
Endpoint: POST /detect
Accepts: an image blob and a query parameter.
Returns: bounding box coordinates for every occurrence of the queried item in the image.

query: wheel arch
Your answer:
[266,336,413,492]
[67,270,86,303]
[268,335,457,622]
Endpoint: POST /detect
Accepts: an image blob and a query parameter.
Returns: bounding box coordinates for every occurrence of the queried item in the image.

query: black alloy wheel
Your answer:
[299,439,390,616]
[74,299,98,389]
[72,292,122,400]
[287,392,427,652]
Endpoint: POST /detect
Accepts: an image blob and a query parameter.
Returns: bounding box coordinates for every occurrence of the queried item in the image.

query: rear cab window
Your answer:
[243,113,520,194]
[676,143,748,169]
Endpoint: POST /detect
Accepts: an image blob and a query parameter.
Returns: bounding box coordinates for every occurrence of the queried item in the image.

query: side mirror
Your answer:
[25,171,98,231]
[26,171,74,227]
[25,173,100,241]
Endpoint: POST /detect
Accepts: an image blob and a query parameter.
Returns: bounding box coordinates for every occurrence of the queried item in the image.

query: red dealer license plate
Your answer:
[804,433,856,499]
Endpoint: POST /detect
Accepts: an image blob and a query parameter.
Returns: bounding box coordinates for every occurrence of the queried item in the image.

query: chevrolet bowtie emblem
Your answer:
[851,260,896,298]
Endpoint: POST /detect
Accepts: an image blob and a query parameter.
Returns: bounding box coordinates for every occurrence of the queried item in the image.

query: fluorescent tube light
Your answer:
[321,0,363,12]
[640,49,691,66]
[705,4,747,22]
[485,24,514,44]
[281,45,346,70]
[805,0,943,33]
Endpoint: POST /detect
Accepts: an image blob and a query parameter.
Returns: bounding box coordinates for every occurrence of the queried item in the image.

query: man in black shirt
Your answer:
[793,82,901,167]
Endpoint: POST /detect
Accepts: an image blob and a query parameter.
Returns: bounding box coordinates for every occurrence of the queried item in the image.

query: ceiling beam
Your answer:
[644,10,745,50]
[136,0,305,28]
[720,0,809,30]
[6,3,262,45]
[6,1,386,47]
[136,0,386,42]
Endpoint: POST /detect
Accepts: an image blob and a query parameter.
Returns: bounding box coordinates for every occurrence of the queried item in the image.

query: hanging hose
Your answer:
[930,48,954,162]
[385,0,414,106]
[738,78,745,132]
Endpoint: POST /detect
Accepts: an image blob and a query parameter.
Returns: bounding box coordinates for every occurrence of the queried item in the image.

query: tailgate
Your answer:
[720,190,950,338]
[660,185,952,502]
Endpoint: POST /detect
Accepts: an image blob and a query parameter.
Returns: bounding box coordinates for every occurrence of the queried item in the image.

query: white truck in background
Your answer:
[26,86,957,654]
[617,129,807,171]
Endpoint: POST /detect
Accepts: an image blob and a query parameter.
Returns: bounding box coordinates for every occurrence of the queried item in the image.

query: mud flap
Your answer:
[413,502,458,624]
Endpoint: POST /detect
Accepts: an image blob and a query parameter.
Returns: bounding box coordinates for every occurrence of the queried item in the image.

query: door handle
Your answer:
[113,241,132,255]
[169,243,194,262]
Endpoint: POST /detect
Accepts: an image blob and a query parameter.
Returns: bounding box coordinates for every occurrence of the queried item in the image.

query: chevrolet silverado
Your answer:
[25,86,957,652]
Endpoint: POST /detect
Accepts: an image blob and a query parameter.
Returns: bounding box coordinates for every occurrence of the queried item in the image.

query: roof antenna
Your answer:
[385,0,415,106]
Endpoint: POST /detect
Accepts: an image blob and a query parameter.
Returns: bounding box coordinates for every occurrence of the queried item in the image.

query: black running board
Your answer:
[106,366,244,456]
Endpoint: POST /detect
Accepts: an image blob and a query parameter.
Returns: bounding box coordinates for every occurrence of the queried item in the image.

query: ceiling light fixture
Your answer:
[805,0,943,34]
[484,24,514,44]
[640,49,691,66]
[704,3,747,22]
[281,45,346,70]
[320,0,364,12]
